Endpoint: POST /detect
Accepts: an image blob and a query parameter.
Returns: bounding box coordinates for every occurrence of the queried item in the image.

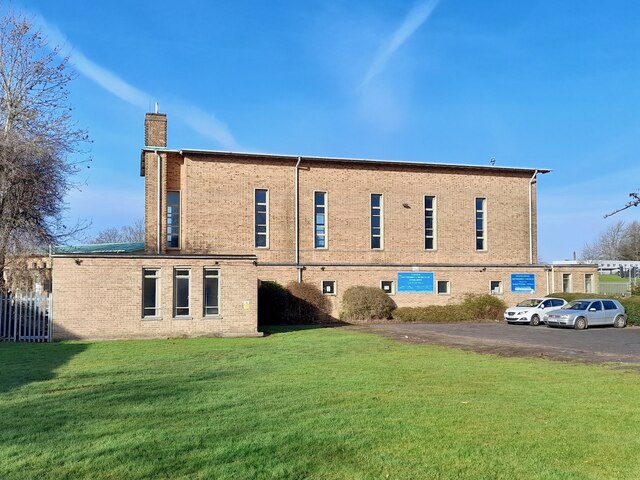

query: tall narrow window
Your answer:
[371,193,383,249]
[142,268,160,318]
[562,273,572,293]
[167,191,180,248]
[314,191,327,248]
[424,196,436,250]
[173,268,191,317]
[255,189,269,248]
[475,197,487,251]
[204,268,220,316]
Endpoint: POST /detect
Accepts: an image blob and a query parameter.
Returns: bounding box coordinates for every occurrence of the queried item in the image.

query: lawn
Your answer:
[1,328,639,480]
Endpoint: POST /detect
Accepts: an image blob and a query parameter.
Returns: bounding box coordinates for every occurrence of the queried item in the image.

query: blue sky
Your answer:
[11,0,640,260]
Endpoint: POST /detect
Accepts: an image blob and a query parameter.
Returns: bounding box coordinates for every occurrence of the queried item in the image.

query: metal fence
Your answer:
[0,293,52,342]
[599,282,630,296]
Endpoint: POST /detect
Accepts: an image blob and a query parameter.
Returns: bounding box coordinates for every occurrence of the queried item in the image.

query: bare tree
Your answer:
[0,11,88,291]
[579,220,626,261]
[90,219,144,244]
[580,220,640,261]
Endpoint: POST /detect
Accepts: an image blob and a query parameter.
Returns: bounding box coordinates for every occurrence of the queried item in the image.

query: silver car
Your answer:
[545,299,626,330]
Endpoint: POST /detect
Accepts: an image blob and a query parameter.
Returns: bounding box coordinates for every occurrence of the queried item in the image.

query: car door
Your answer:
[602,300,620,325]
[587,301,606,325]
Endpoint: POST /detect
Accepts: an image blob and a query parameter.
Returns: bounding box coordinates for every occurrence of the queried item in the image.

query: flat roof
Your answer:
[140,148,551,176]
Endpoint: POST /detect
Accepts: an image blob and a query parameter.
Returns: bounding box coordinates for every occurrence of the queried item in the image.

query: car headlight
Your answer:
[521,310,528,314]
[559,315,570,320]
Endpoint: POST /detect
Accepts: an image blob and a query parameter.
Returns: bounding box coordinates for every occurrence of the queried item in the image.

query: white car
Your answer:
[504,298,568,326]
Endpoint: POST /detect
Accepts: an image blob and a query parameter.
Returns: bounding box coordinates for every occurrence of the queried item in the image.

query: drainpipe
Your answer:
[545,268,550,295]
[551,265,555,293]
[156,151,162,254]
[528,170,538,264]
[295,157,302,282]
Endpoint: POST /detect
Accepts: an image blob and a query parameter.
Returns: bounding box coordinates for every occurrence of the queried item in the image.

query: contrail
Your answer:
[361,0,440,87]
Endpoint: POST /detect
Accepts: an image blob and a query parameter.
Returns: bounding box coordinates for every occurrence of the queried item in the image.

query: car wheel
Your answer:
[613,315,626,328]
[574,317,587,330]
[530,314,541,326]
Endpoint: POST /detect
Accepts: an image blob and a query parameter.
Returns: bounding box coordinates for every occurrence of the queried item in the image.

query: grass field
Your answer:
[599,274,626,283]
[1,327,639,479]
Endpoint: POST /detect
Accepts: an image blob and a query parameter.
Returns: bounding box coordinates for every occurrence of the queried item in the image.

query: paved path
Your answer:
[350,323,640,364]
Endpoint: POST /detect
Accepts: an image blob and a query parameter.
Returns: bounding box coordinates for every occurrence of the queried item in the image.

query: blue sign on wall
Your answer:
[397,272,435,293]
[510,273,536,293]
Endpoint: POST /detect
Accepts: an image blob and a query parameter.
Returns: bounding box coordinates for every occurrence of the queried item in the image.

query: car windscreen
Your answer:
[567,301,590,311]
[516,299,542,307]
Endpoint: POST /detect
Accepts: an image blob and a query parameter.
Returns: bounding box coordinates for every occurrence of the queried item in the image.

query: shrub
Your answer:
[393,294,506,323]
[285,281,332,323]
[547,292,602,302]
[461,294,507,320]
[340,286,396,321]
[394,305,471,323]
[258,281,289,326]
[620,297,640,326]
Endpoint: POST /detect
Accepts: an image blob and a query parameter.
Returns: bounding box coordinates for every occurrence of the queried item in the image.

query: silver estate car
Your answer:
[545,299,627,330]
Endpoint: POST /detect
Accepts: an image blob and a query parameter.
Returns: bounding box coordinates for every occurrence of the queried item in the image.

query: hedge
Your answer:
[393,294,507,323]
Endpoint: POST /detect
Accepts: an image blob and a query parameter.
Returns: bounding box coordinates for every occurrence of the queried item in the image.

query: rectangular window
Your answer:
[490,280,503,295]
[381,280,394,295]
[167,192,181,248]
[585,274,593,293]
[204,268,220,316]
[475,197,487,251]
[371,193,383,249]
[562,273,572,293]
[255,189,269,248]
[322,280,336,295]
[437,280,450,295]
[314,191,327,249]
[142,268,160,317]
[173,268,191,317]
[424,196,436,250]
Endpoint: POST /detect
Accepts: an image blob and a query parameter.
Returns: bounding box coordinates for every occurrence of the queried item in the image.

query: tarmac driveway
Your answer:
[350,322,640,364]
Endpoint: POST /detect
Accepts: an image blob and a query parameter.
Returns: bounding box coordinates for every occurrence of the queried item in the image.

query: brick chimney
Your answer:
[144,109,167,148]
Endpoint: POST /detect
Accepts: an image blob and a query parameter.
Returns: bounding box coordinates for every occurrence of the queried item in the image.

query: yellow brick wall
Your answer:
[51,256,259,340]
[146,153,539,265]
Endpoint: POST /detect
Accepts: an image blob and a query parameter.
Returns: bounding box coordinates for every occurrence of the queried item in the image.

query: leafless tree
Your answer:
[90,219,144,244]
[604,191,640,218]
[580,220,640,261]
[0,10,88,291]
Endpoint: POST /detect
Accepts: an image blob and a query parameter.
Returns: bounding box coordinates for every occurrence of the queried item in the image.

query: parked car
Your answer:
[504,298,568,326]
[545,299,627,330]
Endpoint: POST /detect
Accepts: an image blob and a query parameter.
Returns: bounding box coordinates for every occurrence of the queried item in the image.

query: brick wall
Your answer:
[146,153,539,265]
[51,255,259,340]
[258,264,598,317]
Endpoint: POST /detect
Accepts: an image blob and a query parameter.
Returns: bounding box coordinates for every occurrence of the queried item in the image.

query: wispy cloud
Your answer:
[31,11,239,149]
[361,0,440,87]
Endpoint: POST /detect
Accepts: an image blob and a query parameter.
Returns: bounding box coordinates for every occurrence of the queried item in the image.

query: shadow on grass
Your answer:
[0,341,88,394]
[261,323,347,336]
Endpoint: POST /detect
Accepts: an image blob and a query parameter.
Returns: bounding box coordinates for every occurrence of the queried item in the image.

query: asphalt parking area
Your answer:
[350,322,640,364]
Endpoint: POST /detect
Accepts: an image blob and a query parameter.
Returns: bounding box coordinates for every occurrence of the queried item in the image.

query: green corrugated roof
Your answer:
[53,242,145,254]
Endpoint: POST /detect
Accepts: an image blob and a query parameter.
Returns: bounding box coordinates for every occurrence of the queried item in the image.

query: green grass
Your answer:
[1,328,640,479]
[599,274,626,283]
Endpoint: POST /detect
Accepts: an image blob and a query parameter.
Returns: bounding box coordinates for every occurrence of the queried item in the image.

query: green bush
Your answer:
[547,292,602,302]
[620,297,640,326]
[393,294,506,323]
[340,286,396,321]
[285,281,332,323]
[461,294,507,320]
[258,281,289,326]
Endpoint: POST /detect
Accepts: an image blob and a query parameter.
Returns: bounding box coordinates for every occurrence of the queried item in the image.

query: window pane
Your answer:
[425,238,433,249]
[476,238,484,250]
[371,194,381,207]
[204,273,219,316]
[314,191,325,204]
[255,189,267,203]
[315,237,325,248]
[372,237,381,249]
[372,216,381,228]
[255,235,267,247]
[476,198,485,210]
